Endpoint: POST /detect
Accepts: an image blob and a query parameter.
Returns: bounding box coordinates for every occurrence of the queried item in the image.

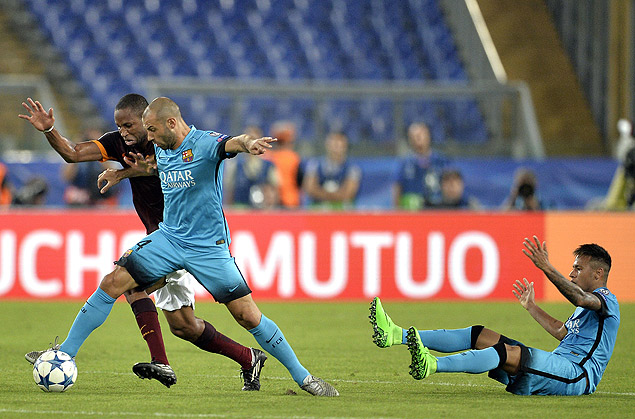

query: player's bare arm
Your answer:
[226,134,277,155]
[522,235,602,311]
[513,278,567,340]
[19,98,103,163]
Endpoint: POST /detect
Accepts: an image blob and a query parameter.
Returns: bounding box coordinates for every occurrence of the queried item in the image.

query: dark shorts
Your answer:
[116,229,251,303]
[488,337,589,396]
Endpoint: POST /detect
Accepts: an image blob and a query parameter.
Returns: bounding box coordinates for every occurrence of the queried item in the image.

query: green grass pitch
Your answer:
[1,300,633,418]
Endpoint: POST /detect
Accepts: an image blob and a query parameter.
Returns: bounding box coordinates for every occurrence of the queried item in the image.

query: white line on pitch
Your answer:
[81,370,635,396]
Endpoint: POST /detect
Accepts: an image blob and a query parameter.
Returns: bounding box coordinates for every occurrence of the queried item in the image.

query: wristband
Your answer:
[42,125,54,133]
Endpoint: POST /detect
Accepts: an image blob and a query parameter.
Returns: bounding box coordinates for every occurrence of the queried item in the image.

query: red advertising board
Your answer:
[0,211,545,301]
[228,212,545,300]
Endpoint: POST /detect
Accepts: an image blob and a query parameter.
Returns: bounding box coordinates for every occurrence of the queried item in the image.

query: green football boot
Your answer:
[406,326,437,380]
[369,297,403,348]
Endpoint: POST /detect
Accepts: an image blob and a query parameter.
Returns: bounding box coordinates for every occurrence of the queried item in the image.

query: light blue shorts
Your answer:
[116,229,251,303]
[488,340,589,396]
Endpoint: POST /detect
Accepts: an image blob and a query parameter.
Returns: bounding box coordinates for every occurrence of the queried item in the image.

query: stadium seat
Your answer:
[21,0,488,143]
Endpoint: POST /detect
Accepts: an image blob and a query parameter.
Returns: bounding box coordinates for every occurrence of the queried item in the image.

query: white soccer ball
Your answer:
[33,350,77,392]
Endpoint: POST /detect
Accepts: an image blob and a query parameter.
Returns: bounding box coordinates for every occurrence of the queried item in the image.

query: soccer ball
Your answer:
[32,350,77,392]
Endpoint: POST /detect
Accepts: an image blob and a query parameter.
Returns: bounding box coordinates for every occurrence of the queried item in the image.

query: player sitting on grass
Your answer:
[369,236,619,396]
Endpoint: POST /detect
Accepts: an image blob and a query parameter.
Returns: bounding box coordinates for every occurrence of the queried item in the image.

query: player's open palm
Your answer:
[18,98,55,132]
[522,235,550,271]
[123,152,157,175]
[512,278,534,309]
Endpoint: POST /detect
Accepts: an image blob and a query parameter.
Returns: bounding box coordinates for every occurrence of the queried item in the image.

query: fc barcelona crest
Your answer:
[182,149,194,162]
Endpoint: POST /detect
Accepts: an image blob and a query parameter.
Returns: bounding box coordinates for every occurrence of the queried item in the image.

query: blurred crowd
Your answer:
[2,119,634,212]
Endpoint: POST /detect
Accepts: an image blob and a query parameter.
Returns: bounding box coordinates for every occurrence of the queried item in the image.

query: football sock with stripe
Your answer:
[194,321,252,369]
[436,346,502,374]
[248,314,309,385]
[60,287,116,357]
[409,326,474,353]
[130,297,169,365]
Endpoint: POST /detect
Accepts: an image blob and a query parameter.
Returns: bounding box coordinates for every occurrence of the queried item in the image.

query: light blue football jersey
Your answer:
[553,287,619,390]
[155,126,236,252]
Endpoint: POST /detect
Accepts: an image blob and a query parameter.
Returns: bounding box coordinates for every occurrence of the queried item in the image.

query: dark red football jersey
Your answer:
[92,131,163,234]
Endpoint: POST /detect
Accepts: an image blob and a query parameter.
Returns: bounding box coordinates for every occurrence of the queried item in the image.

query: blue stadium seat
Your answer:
[22,0,488,143]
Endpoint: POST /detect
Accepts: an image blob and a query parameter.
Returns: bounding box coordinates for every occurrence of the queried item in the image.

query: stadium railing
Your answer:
[146,77,545,159]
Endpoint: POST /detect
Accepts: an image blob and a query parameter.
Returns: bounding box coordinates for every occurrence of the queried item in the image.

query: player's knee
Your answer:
[226,296,261,329]
[232,309,260,330]
[470,325,484,349]
[99,267,135,298]
[500,343,522,375]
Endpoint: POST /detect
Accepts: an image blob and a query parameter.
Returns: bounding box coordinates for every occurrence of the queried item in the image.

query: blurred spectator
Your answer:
[432,169,481,210]
[264,121,302,209]
[61,129,120,207]
[614,118,635,162]
[501,167,543,211]
[303,132,361,210]
[12,177,48,206]
[0,161,13,208]
[224,126,280,209]
[603,146,635,211]
[394,122,450,210]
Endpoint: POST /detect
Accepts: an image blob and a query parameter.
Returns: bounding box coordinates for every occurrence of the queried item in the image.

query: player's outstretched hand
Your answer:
[247,137,277,155]
[512,278,535,309]
[123,152,157,175]
[18,98,55,132]
[522,235,550,271]
[97,168,121,194]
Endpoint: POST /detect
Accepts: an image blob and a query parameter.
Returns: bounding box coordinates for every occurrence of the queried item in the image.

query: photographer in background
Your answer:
[603,146,635,211]
[501,167,543,211]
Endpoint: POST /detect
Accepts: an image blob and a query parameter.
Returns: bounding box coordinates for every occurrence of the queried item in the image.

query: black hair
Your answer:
[441,168,463,182]
[115,94,149,117]
[574,244,611,273]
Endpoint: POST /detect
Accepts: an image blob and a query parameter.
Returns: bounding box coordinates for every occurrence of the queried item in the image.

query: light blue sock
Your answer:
[59,288,116,357]
[249,314,309,385]
[436,347,501,374]
[407,327,472,353]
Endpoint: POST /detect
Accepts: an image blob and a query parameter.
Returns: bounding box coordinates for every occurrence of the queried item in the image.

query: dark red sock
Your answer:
[130,298,169,365]
[194,321,252,369]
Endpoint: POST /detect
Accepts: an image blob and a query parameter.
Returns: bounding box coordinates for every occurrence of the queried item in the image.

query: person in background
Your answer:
[224,126,279,209]
[394,122,450,210]
[303,131,361,210]
[613,118,634,163]
[501,167,543,211]
[264,120,301,209]
[603,146,635,211]
[62,129,121,207]
[432,169,481,210]
[12,177,48,206]
[0,161,12,208]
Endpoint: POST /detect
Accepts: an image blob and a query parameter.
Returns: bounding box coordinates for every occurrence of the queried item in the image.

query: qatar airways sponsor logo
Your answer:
[0,228,500,299]
[160,170,195,188]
